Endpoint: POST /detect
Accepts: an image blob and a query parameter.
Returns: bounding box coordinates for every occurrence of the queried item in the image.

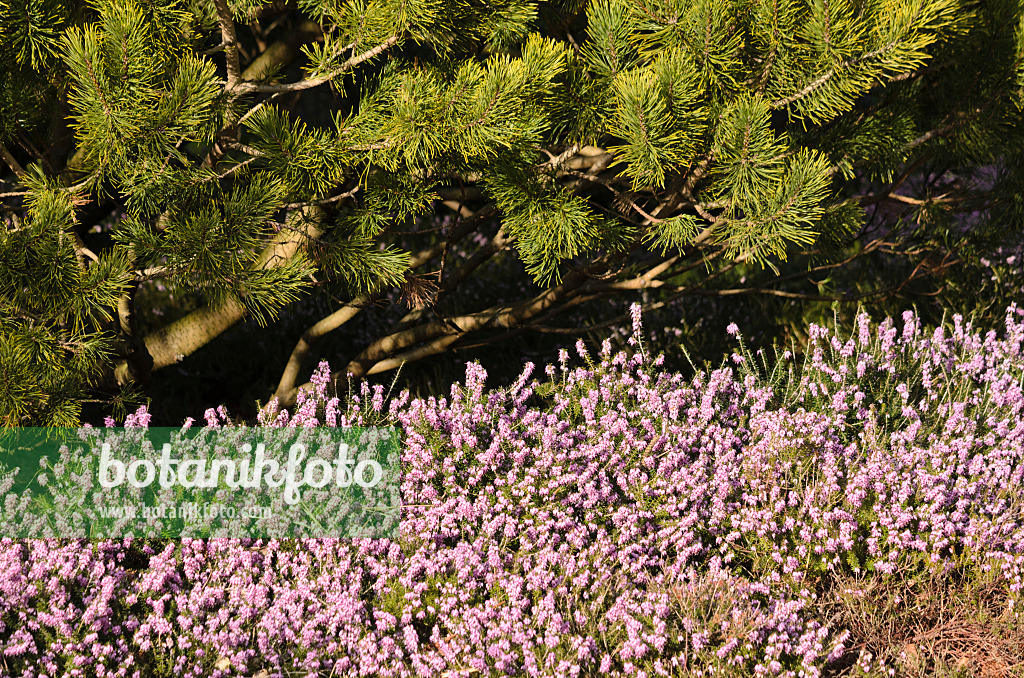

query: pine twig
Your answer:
[541,143,581,168]
[282,185,360,209]
[213,0,243,90]
[240,36,399,94]
[0,145,25,178]
[770,2,926,112]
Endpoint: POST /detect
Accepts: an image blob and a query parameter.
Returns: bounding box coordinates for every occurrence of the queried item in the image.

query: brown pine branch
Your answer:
[134,206,325,373]
[272,294,375,403]
[0,145,25,178]
[271,230,457,403]
[363,334,463,376]
[238,36,399,94]
[274,206,498,405]
[320,237,647,386]
[341,271,589,379]
[213,0,243,90]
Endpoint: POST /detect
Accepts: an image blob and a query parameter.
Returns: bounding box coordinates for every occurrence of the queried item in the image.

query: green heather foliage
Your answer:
[2,0,1024,425]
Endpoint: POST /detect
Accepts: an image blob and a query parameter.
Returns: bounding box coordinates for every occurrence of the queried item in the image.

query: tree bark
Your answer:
[141,206,324,371]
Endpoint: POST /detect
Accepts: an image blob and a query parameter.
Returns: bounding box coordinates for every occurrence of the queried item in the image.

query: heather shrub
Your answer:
[2,305,1024,677]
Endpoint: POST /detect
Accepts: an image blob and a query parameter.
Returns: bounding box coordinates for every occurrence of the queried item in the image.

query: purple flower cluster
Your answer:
[2,304,1024,677]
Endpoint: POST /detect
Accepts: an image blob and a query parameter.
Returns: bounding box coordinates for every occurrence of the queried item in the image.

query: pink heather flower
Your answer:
[257,397,279,426]
[325,397,341,427]
[123,405,151,428]
[630,303,643,337]
[902,310,918,342]
[726,323,739,336]
[203,408,221,428]
[371,385,385,412]
[857,312,871,347]
[310,360,332,398]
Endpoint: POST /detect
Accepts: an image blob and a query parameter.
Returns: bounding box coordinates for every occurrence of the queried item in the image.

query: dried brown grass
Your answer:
[815,559,1024,677]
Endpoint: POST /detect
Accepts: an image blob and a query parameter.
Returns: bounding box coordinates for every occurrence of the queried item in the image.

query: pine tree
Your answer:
[2,0,1023,425]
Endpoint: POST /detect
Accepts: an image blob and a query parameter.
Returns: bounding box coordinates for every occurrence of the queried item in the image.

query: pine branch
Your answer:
[902,117,961,152]
[383,205,500,331]
[275,206,497,405]
[437,228,511,296]
[523,235,938,340]
[129,206,325,372]
[236,92,285,127]
[560,168,667,223]
[540,143,581,168]
[362,334,462,376]
[0,146,25,178]
[200,20,323,170]
[221,140,265,158]
[272,294,374,403]
[213,0,243,90]
[828,111,971,179]
[135,266,169,281]
[770,3,927,112]
[273,227,458,402]
[327,239,648,384]
[679,153,713,203]
[15,133,51,174]
[205,155,261,182]
[70,229,99,267]
[282,185,360,209]
[239,36,399,94]
[339,270,589,380]
[430,255,728,350]
[505,230,856,341]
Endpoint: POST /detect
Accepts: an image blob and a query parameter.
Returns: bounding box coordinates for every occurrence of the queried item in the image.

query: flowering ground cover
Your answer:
[2,305,1024,677]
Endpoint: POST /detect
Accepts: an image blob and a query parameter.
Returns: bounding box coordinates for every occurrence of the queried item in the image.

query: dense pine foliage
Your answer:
[3,0,1024,425]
